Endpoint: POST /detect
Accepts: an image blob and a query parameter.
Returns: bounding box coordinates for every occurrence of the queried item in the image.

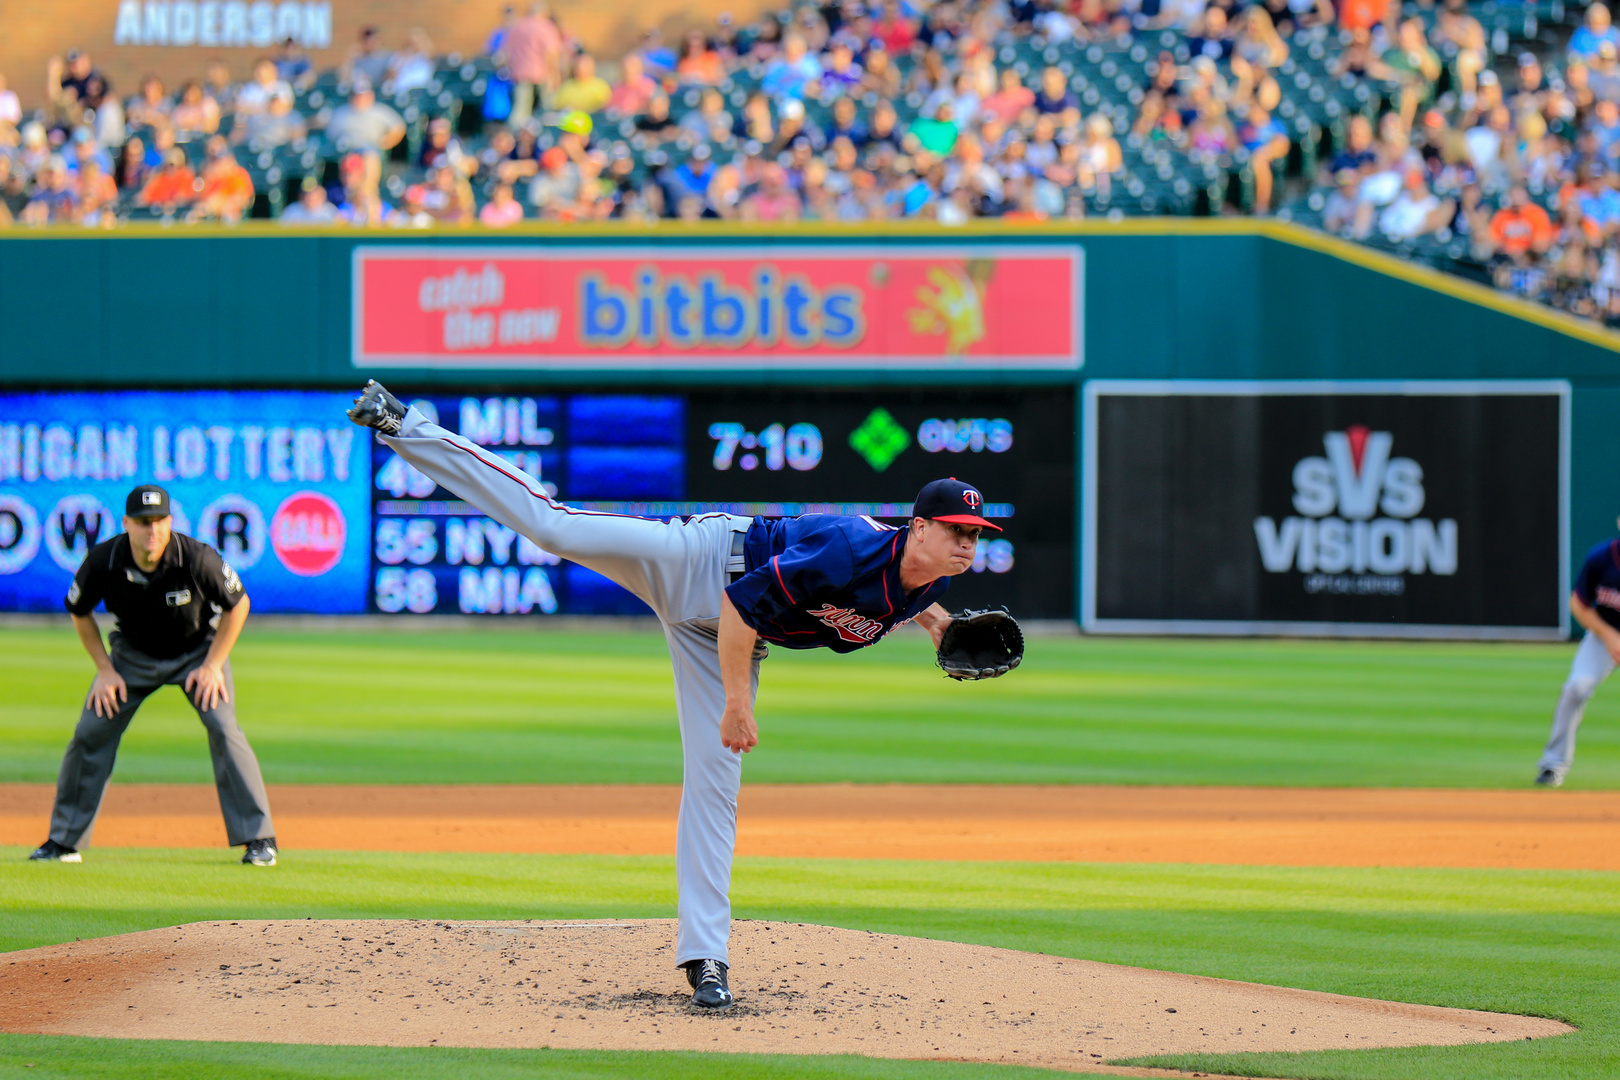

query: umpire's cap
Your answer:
[914,478,1000,531]
[125,484,171,519]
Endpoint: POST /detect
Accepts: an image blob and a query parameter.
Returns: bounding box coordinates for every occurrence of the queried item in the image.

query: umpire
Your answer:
[28,484,279,867]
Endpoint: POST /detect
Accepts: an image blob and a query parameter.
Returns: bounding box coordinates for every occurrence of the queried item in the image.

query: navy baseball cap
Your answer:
[125,484,171,519]
[914,477,1000,531]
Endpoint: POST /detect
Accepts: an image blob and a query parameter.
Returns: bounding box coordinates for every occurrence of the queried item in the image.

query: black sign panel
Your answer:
[1085,383,1567,637]
[686,389,1075,618]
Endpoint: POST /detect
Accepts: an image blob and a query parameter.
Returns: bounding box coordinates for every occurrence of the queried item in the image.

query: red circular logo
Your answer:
[270,492,346,577]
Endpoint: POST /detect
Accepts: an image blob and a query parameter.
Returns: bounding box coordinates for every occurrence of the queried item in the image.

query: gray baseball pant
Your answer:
[1538,630,1615,779]
[50,637,276,849]
[382,407,763,967]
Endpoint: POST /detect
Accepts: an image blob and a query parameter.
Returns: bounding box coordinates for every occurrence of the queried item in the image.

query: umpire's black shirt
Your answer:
[64,533,245,660]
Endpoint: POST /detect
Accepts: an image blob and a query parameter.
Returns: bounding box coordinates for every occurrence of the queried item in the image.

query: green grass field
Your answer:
[1,625,1615,788]
[2,624,1618,1080]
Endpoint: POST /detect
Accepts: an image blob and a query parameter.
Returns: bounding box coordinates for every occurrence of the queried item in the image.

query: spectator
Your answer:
[1489,185,1556,256]
[76,158,119,226]
[982,67,1034,126]
[741,162,802,221]
[23,158,79,225]
[274,38,315,90]
[420,163,476,224]
[235,91,306,148]
[396,185,437,227]
[662,143,715,204]
[344,26,394,88]
[55,49,100,102]
[188,136,254,222]
[732,91,774,145]
[1322,168,1366,234]
[235,59,292,117]
[1371,18,1442,128]
[762,33,822,102]
[635,94,680,142]
[1379,168,1453,239]
[821,43,864,98]
[908,101,960,156]
[529,145,581,214]
[681,88,735,141]
[505,3,564,129]
[114,136,151,191]
[137,147,197,212]
[170,80,221,140]
[480,181,526,226]
[676,30,725,85]
[860,45,902,99]
[126,76,173,129]
[1434,0,1487,101]
[0,157,22,225]
[386,29,436,96]
[554,54,612,112]
[1337,0,1391,35]
[418,116,472,174]
[0,72,20,127]
[610,53,658,115]
[279,177,340,224]
[1570,4,1620,63]
[1033,67,1080,127]
[1188,8,1235,63]
[204,61,236,114]
[1588,41,1620,102]
[323,83,405,153]
[1232,8,1289,76]
[873,1,917,54]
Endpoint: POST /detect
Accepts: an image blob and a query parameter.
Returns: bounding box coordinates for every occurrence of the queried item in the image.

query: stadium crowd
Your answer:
[1,0,1618,322]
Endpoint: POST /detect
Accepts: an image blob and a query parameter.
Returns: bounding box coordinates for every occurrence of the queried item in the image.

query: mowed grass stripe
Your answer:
[2,850,1616,1080]
[1,627,1615,788]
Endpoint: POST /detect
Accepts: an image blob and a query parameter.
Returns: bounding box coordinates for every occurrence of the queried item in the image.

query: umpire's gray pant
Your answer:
[49,636,276,849]
[382,407,763,968]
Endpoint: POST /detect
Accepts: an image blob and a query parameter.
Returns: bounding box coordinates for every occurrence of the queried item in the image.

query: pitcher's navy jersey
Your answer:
[1575,538,1620,632]
[725,515,950,652]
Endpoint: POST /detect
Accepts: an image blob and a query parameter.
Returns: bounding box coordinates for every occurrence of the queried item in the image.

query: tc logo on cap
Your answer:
[142,491,162,506]
[963,489,983,509]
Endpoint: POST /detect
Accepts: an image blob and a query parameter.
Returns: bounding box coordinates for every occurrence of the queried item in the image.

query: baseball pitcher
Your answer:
[347,381,1021,1010]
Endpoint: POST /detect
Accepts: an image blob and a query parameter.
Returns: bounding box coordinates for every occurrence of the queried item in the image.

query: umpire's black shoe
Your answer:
[242,837,278,866]
[684,959,734,1010]
[347,380,407,435]
[29,839,81,863]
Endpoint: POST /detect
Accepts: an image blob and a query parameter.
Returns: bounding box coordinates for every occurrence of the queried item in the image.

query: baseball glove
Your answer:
[936,607,1024,680]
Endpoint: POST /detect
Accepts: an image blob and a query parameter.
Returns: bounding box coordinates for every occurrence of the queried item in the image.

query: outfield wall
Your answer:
[1,222,1615,633]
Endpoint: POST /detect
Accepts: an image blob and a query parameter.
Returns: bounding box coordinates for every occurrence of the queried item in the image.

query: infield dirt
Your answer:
[2,783,1617,869]
[0,919,1572,1074]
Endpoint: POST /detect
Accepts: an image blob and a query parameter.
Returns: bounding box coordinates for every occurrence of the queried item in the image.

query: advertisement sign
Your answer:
[0,391,368,613]
[1083,381,1569,639]
[371,389,1075,619]
[352,246,1084,371]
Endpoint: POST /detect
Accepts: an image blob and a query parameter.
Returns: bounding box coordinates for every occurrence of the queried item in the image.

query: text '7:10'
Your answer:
[709,422,824,472]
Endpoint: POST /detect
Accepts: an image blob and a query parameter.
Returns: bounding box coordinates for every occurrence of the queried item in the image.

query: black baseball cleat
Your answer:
[242,837,279,866]
[29,839,81,863]
[347,380,407,435]
[684,959,734,1010]
[1535,769,1564,788]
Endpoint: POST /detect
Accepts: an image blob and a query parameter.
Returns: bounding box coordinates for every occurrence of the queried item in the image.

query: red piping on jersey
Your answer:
[1611,540,1620,573]
[880,531,901,618]
[772,556,796,603]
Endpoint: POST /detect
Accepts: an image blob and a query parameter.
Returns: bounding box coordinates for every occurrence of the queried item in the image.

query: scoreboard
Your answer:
[369,389,1075,619]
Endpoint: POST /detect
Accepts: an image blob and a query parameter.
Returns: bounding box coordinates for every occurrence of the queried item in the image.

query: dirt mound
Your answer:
[0,920,1571,1074]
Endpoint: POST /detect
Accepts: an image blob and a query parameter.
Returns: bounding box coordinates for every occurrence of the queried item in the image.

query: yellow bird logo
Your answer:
[906,260,995,354]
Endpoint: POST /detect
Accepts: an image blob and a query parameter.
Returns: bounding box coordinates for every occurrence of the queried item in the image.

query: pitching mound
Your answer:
[0,920,1569,1074]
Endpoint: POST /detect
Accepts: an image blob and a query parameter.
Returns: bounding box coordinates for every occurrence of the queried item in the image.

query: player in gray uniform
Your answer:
[347,381,989,1010]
